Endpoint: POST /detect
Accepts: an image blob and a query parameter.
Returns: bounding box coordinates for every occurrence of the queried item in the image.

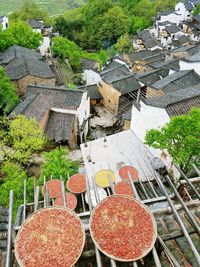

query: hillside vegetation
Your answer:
[0,0,87,17]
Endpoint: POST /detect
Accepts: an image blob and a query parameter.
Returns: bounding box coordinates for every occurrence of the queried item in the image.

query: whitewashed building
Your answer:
[0,15,8,30]
[179,51,200,75]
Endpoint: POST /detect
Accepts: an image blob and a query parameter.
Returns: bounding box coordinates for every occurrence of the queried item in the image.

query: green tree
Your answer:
[0,161,34,218]
[51,36,84,70]
[9,1,52,25]
[0,67,19,114]
[115,33,132,53]
[8,115,46,165]
[145,108,200,172]
[97,6,129,47]
[39,147,79,184]
[0,115,46,165]
[193,4,200,15]
[0,21,43,52]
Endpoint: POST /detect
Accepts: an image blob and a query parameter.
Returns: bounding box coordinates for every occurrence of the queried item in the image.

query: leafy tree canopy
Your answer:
[192,4,200,15]
[0,161,34,218]
[115,33,132,53]
[0,21,43,52]
[51,36,108,70]
[39,147,79,184]
[0,67,19,114]
[0,115,46,165]
[145,108,200,172]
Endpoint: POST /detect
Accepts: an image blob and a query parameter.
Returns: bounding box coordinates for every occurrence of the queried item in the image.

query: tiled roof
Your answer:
[10,85,83,122]
[127,50,158,63]
[5,57,54,80]
[0,45,42,65]
[145,85,200,109]
[149,58,180,71]
[193,14,200,22]
[165,25,182,34]
[136,68,169,85]
[28,19,45,29]
[142,52,165,65]
[183,2,194,10]
[45,111,76,142]
[151,70,200,93]
[79,84,102,100]
[138,31,162,49]
[184,50,200,62]
[81,58,99,71]
[112,75,141,95]
[101,64,132,83]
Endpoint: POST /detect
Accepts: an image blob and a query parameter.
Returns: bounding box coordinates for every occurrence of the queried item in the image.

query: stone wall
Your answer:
[13,75,56,96]
[98,82,121,115]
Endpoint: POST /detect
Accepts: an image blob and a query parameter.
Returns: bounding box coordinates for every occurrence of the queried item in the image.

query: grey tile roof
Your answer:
[136,68,169,85]
[112,75,141,95]
[157,10,175,16]
[102,60,123,72]
[139,31,162,49]
[157,21,174,26]
[10,85,83,122]
[127,50,158,63]
[81,58,99,71]
[183,2,194,10]
[151,70,200,93]
[165,25,182,34]
[45,111,76,143]
[142,53,165,65]
[28,19,45,29]
[101,64,132,83]
[184,50,200,62]
[145,84,200,109]
[0,45,42,65]
[149,58,180,71]
[79,84,102,100]
[5,57,55,80]
[193,14,200,22]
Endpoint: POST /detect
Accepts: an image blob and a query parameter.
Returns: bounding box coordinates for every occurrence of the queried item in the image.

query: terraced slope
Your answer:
[0,0,87,17]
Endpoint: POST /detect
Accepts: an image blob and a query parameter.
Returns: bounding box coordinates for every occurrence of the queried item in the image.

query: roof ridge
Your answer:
[27,85,84,93]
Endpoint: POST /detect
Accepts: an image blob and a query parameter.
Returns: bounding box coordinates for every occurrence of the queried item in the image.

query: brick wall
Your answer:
[13,75,56,96]
[98,82,121,115]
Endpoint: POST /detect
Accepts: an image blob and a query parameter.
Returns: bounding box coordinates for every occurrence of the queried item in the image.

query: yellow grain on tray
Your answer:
[95,169,115,188]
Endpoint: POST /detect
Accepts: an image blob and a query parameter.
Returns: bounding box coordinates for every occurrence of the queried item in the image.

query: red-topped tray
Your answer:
[90,195,157,262]
[119,165,139,181]
[67,174,86,194]
[54,192,77,211]
[15,207,85,267]
[114,181,135,196]
[42,179,62,198]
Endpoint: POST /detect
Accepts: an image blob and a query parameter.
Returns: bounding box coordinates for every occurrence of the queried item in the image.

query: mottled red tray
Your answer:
[90,195,157,262]
[114,181,135,197]
[67,174,86,194]
[119,166,139,181]
[42,179,62,198]
[54,192,77,210]
[15,207,85,267]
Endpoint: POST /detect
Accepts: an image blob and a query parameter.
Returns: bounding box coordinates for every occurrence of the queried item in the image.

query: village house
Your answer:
[124,50,165,73]
[0,45,55,95]
[79,84,102,106]
[10,85,90,147]
[0,15,8,30]
[133,30,162,51]
[81,58,101,86]
[179,49,200,75]
[145,69,200,98]
[148,58,180,74]
[175,1,194,21]
[28,19,53,56]
[131,85,200,166]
